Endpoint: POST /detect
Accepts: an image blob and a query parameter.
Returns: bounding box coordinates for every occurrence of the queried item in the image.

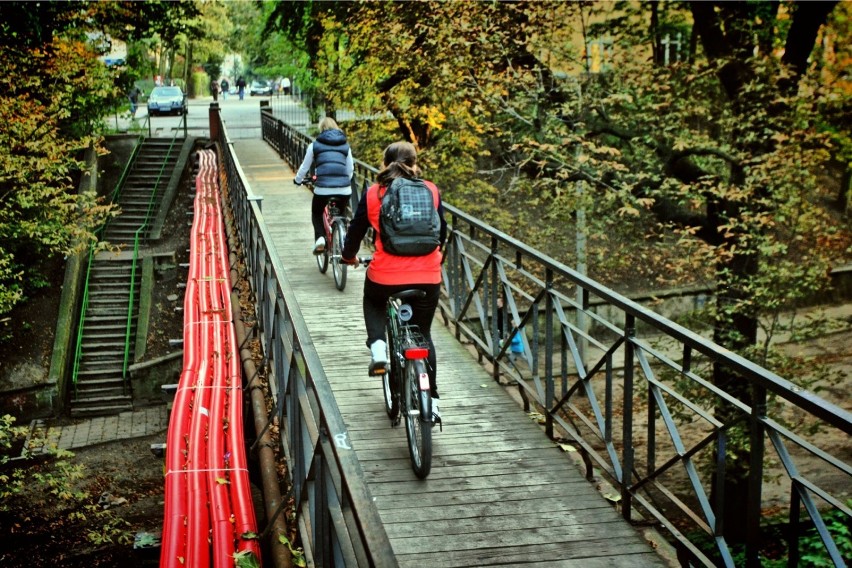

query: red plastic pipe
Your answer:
[161,148,261,568]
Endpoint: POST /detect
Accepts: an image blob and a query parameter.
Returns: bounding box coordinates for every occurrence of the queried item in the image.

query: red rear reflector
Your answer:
[404,347,429,360]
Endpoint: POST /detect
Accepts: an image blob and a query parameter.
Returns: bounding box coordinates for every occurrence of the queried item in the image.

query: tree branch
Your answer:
[669,147,741,167]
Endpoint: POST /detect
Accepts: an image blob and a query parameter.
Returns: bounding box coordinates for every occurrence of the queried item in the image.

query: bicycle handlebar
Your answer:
[294,175,317,188]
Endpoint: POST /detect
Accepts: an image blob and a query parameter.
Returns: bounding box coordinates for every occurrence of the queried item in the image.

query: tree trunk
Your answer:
[649,1,661,66]
[688,3,838,548]
[167,49,176,83]
[782,1,838,78]
[712,243,760,543]
[840,165,851,214]
[184,41,193,95]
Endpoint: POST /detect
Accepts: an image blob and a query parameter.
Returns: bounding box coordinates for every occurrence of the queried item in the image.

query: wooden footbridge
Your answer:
[202,102,851,568]
[225,139,667,566]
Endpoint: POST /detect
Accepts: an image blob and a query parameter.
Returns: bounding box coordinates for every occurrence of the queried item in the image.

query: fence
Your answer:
[211,108,397,566]
[260,107,852,567]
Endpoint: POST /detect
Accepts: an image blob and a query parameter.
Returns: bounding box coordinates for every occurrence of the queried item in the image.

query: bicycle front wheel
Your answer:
[331,220,347,290]
[316,235,329,274]
[404,358,432,479]
[383,324,400,421]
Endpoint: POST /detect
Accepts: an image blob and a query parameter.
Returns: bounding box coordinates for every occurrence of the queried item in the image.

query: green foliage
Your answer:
[278,534,307,567]
[686,503,852,567]
[233,550,261,568]
[1,413,134,552]
[272,0,850,309]
[0,33,119,317]
[800,502,852,567]
[243,2,303,85]
[0,414,27,466]
[191,71,208,99]
[85,506,133,546]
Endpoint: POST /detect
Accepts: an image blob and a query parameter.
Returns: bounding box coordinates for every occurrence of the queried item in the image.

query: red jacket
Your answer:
[343,179,447,286]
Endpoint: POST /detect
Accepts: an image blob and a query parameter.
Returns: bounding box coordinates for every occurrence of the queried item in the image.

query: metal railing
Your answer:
[260,111,852,567]
[71,132,144,391]
[212,107,397,566]
[121,115,186,379]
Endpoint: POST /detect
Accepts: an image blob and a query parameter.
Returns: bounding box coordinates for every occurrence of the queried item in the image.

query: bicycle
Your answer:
[299,177,351,291]
[360,258,439,479]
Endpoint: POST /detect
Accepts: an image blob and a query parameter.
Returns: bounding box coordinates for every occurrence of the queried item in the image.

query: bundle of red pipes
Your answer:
[161,149,261,567]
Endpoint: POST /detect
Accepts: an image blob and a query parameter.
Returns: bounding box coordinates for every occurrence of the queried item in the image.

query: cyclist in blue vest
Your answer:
[294,117,355,254]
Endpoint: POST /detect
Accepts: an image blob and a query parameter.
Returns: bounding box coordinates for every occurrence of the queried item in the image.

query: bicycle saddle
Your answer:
[391,289,428,301]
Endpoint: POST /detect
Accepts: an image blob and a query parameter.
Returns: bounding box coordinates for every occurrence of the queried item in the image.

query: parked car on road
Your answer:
[147,86,187,116]
[250,80,272,96]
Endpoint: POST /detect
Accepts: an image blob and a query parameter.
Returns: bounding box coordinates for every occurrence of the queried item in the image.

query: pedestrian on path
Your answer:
[220,78,229,100]
[237,76,246,100]
[128,86,142,118]
[210,78,220,102]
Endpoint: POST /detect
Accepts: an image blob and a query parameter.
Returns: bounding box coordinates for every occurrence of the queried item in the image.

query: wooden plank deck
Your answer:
[232,139,669,567]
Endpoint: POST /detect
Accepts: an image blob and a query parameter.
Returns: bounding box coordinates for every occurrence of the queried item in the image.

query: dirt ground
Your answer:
[0,433,167,567]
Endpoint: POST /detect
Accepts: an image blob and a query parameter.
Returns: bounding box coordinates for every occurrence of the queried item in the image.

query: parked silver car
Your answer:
[250,80,272,96]
[147,86,187,116]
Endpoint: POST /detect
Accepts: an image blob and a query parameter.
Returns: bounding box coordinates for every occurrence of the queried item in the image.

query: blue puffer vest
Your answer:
[313,129,351,188]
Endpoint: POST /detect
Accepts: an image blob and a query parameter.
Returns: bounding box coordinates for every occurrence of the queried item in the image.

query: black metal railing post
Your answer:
[746,384,767,567]
[545,268,555,439]
[621,313,635,522]
[489,235,500,375]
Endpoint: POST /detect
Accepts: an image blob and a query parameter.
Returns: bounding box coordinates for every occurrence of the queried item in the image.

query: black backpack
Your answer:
[378,178,441,256]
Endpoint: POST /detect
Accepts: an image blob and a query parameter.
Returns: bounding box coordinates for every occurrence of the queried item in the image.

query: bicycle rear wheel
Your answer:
[331,220,347,290]
[404,358,432,479]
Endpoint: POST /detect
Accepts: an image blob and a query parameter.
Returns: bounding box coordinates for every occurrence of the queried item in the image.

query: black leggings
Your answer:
[311,193,350,240]
[363,278,440,394]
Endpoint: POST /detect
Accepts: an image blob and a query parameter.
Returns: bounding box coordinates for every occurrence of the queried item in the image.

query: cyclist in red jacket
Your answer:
[342,141,447,413]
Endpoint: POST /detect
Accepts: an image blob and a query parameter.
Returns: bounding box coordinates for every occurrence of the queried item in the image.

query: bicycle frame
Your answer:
[391,300,430,389]
[322,198,347,261]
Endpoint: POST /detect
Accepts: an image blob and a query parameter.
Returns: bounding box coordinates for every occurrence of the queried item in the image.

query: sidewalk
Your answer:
[26,405,169,455]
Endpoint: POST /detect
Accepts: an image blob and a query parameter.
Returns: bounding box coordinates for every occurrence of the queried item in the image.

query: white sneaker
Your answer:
[368,340,388,376]
[312,237,326,255]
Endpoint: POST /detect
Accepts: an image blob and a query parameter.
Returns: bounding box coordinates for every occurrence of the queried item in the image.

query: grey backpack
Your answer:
[378,178,441,256]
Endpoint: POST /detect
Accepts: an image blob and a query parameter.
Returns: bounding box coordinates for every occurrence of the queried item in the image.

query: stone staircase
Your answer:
[70,138,185,417]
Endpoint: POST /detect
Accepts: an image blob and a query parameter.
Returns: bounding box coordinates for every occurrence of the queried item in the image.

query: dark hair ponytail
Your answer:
[376,141,421,187]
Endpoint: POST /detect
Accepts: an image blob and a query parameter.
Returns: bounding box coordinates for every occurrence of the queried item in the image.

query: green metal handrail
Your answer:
[70,129,146,392]
[121,114,186,380]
